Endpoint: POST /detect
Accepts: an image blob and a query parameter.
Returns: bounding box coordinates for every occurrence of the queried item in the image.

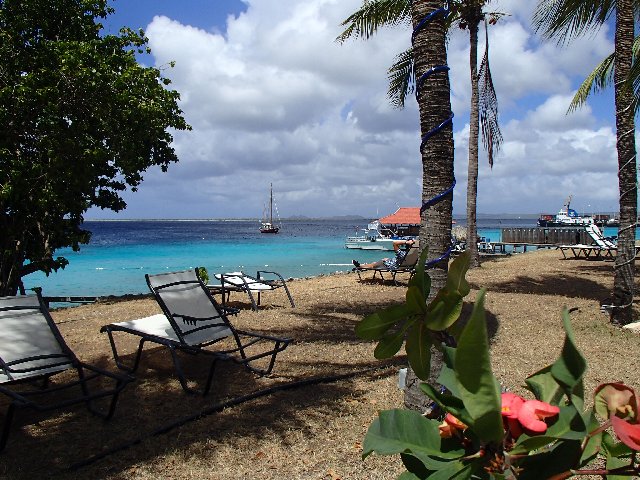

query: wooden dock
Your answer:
[478,227,597,255]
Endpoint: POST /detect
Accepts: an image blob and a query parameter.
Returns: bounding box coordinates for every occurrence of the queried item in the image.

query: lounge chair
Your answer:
[0,293,132,452]
[100,269,291,395]
[586,224,618,250]
[209,271,295,311]
[354,246,420,285]
[558,224,617,260]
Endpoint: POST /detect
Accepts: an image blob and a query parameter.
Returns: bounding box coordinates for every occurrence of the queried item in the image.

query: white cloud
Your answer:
[89,0,626,219]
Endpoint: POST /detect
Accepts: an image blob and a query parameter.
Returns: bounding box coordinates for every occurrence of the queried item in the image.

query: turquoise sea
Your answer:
[21,218,622,298]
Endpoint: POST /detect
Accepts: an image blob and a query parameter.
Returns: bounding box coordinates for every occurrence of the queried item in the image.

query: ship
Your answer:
[537,195,594,227]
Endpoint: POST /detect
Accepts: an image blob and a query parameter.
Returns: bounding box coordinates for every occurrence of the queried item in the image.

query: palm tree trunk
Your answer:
[467,19,481,268]
[611,0,637,325]
[405,0,455,411]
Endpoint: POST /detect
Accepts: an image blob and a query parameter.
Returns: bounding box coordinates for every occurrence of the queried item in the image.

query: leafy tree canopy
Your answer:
[0,0,191,295]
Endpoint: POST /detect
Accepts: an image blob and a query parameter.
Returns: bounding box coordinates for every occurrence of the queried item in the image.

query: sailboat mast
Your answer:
[270,183,273,223]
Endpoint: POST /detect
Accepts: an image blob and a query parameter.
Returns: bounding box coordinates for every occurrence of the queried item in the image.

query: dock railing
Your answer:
[501,227,590,245]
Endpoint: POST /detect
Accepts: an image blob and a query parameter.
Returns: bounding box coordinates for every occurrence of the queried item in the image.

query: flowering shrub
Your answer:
[356,250,640,478]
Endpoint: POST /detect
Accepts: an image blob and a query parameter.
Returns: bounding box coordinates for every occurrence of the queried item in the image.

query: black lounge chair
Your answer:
[354,246,420,285]
[0,293,132,452]
[209,270,295,311]
[100,269,291,395]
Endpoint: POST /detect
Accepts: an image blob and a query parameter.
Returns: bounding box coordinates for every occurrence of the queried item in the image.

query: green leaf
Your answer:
[550,309,587,401]
[426,460,473,480]
[406,285,427,314]
[408,248,431,299]
[515,440,582,480]
[578,411,602,467]
[525,365,564,404]
[446,250,471,297]
[436,346,460,397]
[363,410,464,460]
[374,328,405,359]
[406,322,432,381]
[424,289,464,331]
[455,290,503,444]
[602,432,634,480]
[397,472,423,480]
[511,405,587,454]
[420,383,473,427]
[356,304,411,340]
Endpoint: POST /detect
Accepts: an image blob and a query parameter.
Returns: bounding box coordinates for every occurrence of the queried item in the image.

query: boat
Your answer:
[537,195,595,227]
[345,220,417,250]
[345,221,398,250]
[260,184,280,234]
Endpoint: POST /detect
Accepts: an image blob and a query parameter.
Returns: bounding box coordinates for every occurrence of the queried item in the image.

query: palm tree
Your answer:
[533,0,638,325]
[338,0,455,411]
[338,0,502,268]
[458,3,502,267]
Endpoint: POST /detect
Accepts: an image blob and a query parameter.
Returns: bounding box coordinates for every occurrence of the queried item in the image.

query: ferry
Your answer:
[537,195,595,227]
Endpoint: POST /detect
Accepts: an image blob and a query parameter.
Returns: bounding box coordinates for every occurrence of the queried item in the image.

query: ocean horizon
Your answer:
[22,217,621,300]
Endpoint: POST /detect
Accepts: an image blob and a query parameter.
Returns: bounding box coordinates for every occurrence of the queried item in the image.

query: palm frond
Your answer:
[568,53,614,113]
[387,47,415,109]
[570,35,640,115]
[532,0,615,45]
[628,35,640,115]
[336,0,410,43]
[478,20,502,168]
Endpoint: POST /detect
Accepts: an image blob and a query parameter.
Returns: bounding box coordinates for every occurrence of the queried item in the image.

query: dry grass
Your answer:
[1,249,639,479]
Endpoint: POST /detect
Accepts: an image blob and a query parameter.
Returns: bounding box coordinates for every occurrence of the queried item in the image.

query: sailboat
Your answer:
[260,183,280,234]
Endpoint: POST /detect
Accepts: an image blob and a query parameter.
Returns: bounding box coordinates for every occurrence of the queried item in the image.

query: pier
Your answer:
[479,227,594,255]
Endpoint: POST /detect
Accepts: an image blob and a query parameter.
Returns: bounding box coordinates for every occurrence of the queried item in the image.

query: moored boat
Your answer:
[260,184,280,234]
[537,195,594,227]
[345,221,397,250]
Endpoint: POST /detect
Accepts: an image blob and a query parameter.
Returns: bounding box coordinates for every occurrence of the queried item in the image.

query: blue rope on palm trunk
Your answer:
[413,1,455,267]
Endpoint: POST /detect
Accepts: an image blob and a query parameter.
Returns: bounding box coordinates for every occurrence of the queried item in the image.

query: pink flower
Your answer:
[611,415,640,451]
[517,400,560,434]
[500,393,559,437]
[501,393,525,419]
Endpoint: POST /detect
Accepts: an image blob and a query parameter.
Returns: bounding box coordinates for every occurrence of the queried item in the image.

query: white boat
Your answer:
[345,221,401,250]
[537,195,594,227]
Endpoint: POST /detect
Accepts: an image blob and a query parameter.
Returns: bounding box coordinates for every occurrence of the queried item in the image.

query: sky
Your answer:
[87,0,628,219]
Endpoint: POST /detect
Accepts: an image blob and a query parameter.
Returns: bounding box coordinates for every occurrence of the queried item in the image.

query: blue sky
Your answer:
[87,0,629,219]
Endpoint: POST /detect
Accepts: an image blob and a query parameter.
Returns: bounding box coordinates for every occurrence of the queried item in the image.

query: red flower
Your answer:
[517,400,560,434]
[611,415,640,451]
[501,393,525,419]
[438,413,467,438]
[500,393,559,437]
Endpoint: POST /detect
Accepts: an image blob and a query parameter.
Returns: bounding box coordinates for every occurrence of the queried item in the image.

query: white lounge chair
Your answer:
[558,224,617,259]
[101,269,291,395]
[210,270,295,311]
[0,293,132,451]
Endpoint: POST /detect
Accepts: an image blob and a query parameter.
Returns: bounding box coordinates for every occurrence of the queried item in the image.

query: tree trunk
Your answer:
[467,19,481,268]
[405,0,455,412]
[611,0,637,325]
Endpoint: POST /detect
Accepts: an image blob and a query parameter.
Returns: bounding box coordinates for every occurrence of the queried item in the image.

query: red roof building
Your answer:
[378,207,421,225]
[378,207,420,236]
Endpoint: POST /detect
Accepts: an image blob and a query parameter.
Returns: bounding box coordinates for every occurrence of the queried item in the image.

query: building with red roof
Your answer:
[378,207,421,236]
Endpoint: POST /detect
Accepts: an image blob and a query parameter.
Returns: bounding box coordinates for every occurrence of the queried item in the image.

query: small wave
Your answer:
[320,263,353,266]
[95,267,105,270]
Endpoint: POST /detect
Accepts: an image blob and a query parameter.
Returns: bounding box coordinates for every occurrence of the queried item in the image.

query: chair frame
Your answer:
[210,270,295,311]
[101,269,291,395]
[354,246,420,286]
[0,293,132,452]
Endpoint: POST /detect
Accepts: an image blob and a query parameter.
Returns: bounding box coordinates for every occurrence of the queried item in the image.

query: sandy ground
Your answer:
[0,249,639,479]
